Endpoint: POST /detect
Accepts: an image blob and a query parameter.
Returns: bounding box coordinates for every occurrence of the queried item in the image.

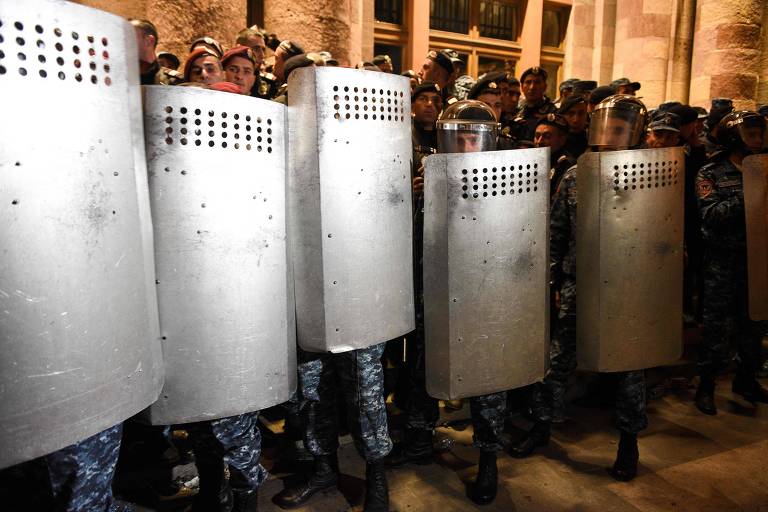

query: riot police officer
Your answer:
[511,95,651,482]
[130,19,182,86]
[694,111,768,415]
[533,113,576,200]
[509,67,557,144]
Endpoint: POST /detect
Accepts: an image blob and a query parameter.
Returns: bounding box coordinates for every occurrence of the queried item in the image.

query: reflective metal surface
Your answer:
[576,147,684,372]
[287,67,414,353]
[743,154,768,320]
[423,148,550,400]
[143,87,296,424]
[0,0,162,469]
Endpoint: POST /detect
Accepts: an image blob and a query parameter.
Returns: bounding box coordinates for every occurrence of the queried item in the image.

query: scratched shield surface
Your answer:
[576,147,684,372]
[423,149,550,400]
[0,1,162,468]
[287,67,414,353]
[143,86,296,425]
[743,154,768,320]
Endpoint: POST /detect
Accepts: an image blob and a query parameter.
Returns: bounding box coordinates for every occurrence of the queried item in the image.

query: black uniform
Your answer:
[510,98,557,143]
[140,60,182,86]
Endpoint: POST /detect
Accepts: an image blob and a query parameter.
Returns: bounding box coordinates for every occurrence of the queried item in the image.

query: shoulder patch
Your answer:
[696,179,714,199]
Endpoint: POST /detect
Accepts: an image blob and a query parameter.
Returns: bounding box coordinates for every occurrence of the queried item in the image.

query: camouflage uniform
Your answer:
[186,412,267,496]
[510,97,557,143]
[43,424,123,512]
[469,392,507,452]
[531,165,648,433]
[140,60,182,86]
[297,343,393,461]
[696,157,766,380]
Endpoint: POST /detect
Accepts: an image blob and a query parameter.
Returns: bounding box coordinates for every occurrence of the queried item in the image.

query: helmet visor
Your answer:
[437,123,498,153]
[588,107,645,149]
[736,118,767,153]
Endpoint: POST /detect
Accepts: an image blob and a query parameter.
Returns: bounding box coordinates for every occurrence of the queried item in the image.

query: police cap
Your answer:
[667,104,698,125]
[536,112,569,133]
[647,111,681,132]
[468,72,503,99]
[588,85,615,105]
[427,50,454,75]
[610,77,641,92]
[520,66,547,82]
[412,81,441,103]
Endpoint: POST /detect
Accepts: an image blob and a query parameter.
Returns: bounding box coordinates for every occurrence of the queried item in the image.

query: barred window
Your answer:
[430,0,470,34]
[542,8,565,48]
[375,0,404,25]
[479,0,520,41]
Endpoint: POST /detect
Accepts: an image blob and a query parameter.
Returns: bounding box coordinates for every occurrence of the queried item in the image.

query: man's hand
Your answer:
[413,164,425,194]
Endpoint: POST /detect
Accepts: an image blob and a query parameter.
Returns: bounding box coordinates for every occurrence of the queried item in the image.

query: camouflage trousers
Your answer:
[470,392,507,452]
[698,260,766,380]
[402,319,440,433]
[43,423,123,512]
[298,343,393,462]
[531,278,648,434]
[185,412,267,492]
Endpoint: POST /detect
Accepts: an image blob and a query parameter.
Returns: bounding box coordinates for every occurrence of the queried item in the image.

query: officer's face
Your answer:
[132,27,156,64]
[563,103,588,133]
[477,93,502,122]
[534,125,567,153]
[243,36,266,68]
[560,89,573,101]
[419,58,449,87]
[377,61,393,73]
[412,92,442,126]
[455,133,484,153]
[502,84,521,111]
[522,75,546,103]
[740,126,766,153]
[225,56,256,95]
[646,129,679,149]
[190,55,224,85]
[596,116,633,150]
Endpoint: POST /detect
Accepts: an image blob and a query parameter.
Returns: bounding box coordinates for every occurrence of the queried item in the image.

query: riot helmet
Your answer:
[588,94,647,150]
[436,99,499,153]
[716,110,767,154]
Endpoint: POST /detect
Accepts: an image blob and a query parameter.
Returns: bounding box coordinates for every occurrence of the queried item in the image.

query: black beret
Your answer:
[427,50,454,75]
[558,95,586,114]
[588,86,615,105]
[468,72,504,99]
[535,113,569,132]
[667,104,698,125]
[411,81,441,103]
[520,66,547,82]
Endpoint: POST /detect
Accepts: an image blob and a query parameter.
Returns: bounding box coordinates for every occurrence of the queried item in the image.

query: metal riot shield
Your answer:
[0,1,162,469]
[287,67,414,353]
[423,148,550,400]
[743,154,768,320]
[576,147,685,372]
[143,86,296,425]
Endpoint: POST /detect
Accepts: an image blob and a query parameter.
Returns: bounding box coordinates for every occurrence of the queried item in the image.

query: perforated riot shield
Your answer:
[287,67,414,353]
[143,87,296,425]
[576,147,685,372]
[0,1,162,468]
[423,148,550,400]
[743,154,768,320]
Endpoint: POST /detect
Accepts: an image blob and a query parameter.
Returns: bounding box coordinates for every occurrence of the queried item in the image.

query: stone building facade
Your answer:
[75,0,768,109]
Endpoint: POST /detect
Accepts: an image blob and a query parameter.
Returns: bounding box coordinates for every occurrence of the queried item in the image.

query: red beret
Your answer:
[209,81,243,94]
[221,45,257,68]
[183,47,220,82]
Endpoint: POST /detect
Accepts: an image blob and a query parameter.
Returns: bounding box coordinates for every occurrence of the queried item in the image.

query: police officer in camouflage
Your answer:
[532,112,576,199]
[272,344,391,512]
[130,19,182,86]
[694,110,768,415]
[509,67,557,144]
[510,95,650,482]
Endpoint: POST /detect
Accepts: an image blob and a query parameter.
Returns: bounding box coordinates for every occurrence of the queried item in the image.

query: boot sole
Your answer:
[272,481,337,510]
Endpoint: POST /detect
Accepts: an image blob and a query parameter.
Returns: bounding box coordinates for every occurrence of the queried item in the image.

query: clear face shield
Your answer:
[436,100,499,154]
[588,95,647,150]
[736,118,768,153]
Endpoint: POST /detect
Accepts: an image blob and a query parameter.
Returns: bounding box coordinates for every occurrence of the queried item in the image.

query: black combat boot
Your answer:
[695,377,717,415]
[190,460,233,512]
[232,489,259,512]
[272,453,339,509]
[363,460,389,512]
[470,451,497,505]
[508,421,550,458]
[610,431,639,482]
[384,428,433,467]
[732,374,768,404]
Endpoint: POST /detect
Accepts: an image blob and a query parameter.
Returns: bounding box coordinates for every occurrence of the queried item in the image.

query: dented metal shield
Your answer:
[423,148,550,400]
[576,147,685,372]
[143,87,296,425]
[743,154,768,320]
[0,1,162,468]
[287,67,414,353]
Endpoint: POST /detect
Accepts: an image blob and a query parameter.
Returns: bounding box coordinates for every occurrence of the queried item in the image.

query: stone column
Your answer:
[563,0,596,80]
[591,0,616,84]
[759,5,768,105]
[689,0,764,109]
[264,0,366,67]
[406,0,430,71]
[612,0,674,108]
[664,0,695,104]
[519,0,544,72]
